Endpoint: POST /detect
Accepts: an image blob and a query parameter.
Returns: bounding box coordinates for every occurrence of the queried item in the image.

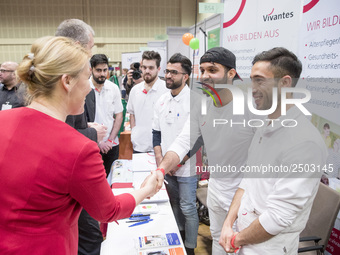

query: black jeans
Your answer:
[78,209,103,255]
[101,145,119,176]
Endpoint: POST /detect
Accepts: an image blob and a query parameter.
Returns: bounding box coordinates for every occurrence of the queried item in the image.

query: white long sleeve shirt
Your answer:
[238,106,328,254]
[169,91,257,209]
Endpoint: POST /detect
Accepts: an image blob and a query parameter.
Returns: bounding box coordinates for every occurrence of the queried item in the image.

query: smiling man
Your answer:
[127,51,168,153]
[152,53,197,255]
[219,47,328,254]
[152,47,257,255]
[191,47,257,255]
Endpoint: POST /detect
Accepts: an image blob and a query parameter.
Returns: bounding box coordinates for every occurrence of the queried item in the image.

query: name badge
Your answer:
[166,110,175,124]
[1,102,12,110]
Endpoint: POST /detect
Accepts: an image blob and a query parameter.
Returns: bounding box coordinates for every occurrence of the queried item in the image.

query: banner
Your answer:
[298,1,340,254]
[208,27,220,49]
[298,0,340,125]
[222,0,302,79]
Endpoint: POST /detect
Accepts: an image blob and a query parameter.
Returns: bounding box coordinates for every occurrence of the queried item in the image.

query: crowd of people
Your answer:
[0,18,329,255]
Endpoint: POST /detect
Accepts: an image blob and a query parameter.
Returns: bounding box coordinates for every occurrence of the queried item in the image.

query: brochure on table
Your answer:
[111,157,169,203]
[132,153,157,172]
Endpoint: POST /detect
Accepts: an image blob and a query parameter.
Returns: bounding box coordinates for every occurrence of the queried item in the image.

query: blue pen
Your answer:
[128,216,150,221]
[130,214,150,217]
[126,219,150,223]
[128,219,153,227]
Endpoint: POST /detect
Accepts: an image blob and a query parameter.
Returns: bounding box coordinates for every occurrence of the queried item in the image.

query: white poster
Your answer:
[222,0,302,79]
[121,51,142,69]
[298,0,340,126]
[298,1,340,254]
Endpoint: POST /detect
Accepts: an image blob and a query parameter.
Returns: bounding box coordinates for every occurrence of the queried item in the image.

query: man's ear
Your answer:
[61,74,72,92]
[183,73,189,84]
[227,69,237,80]
[280,75,293,88]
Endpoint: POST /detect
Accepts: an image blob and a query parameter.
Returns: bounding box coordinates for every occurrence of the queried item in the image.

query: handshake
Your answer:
[140,168,166,198]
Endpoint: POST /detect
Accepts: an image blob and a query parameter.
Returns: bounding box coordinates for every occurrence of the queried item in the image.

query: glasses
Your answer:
[0,69,15,73]
[164,69,187,76]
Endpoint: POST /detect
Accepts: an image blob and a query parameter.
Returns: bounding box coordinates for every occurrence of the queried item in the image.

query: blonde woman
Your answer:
[0,36,157,254]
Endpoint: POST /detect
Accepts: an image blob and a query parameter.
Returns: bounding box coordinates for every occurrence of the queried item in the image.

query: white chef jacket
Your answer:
[153,85,195,177]
[237,106,328,254]
[90,79,123,145]
[127,78,168,152]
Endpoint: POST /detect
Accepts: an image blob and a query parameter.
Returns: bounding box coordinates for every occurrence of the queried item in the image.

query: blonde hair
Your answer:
[17,36,90,101]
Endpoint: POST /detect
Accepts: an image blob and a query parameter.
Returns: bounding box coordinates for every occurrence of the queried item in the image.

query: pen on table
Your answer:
[128,219,153,227]
[130,214,150,218]
[126,218,152,223]
[128,216,150,221]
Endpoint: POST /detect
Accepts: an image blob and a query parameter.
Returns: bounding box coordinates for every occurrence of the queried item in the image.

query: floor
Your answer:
[195,222,212,255]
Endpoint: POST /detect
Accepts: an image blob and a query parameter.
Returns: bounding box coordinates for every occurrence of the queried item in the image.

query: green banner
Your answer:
[199,3,224,13]
[154,34,168,40]
[208,27,220,49]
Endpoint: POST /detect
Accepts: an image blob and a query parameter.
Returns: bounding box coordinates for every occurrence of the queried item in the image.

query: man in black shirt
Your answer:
[0,61,26,110]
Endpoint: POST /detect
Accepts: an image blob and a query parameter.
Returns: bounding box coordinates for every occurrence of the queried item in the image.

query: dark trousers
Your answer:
[78,209,103,255]
[101,145,119,176]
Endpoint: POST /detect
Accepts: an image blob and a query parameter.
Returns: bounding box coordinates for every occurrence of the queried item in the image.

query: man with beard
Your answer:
[0,61,26,110]
[151,47,257,255]
[90,54,123,176]
[152,53,198,255]
[127,51,168,153]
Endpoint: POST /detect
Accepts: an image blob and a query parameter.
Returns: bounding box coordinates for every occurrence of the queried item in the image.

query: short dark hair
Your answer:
[90,54,109,68]
[142,51,161,68]
[252,47,302,87]
[324,123,330,129]
[168,53,192,76]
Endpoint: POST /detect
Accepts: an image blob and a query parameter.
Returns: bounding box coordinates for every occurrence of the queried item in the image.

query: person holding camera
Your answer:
[127,51,168,153]
[123,62,144,99]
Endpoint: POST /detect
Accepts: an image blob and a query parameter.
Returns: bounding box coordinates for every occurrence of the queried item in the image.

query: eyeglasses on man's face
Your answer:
[0,69,15,73]
[164,69,187,76]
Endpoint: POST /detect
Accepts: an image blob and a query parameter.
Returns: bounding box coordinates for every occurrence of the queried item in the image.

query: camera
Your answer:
[131,62,142,80]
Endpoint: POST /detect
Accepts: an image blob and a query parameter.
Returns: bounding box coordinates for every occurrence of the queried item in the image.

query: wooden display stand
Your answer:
[118,130,133,159]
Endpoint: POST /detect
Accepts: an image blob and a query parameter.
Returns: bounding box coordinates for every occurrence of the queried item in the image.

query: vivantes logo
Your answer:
[263,8,294,22]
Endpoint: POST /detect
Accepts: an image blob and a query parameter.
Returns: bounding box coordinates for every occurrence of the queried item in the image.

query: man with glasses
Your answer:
[152,53,198,255]
[0,62,26,110]
[127,51,168,153]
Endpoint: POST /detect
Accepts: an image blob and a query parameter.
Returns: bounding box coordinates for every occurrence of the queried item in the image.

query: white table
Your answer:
[100,159,187,255]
